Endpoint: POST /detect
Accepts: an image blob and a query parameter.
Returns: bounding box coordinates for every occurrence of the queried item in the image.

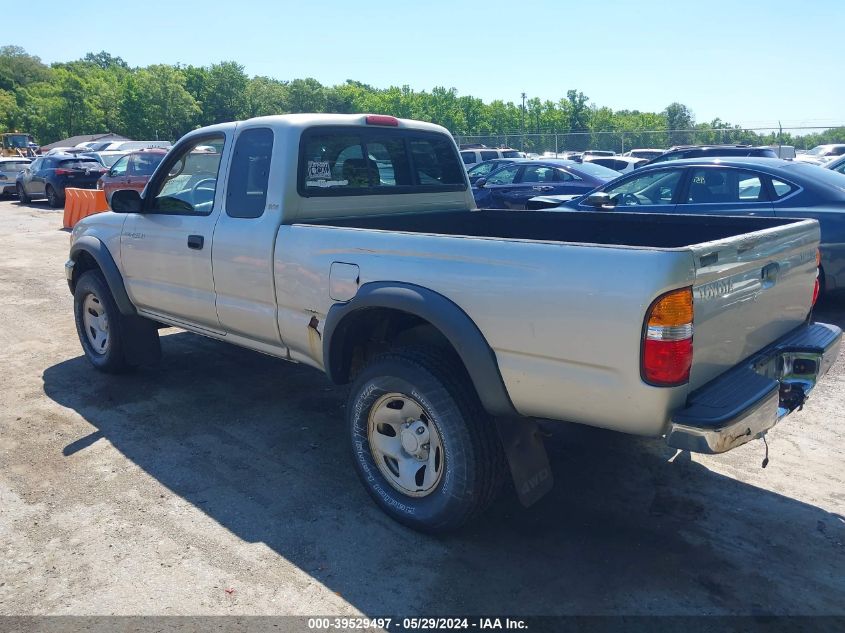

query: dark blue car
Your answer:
[546,157,845,296]
[472,159,619,210]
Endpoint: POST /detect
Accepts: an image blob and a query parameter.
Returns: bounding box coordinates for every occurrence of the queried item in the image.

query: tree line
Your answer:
[1,45,842,152]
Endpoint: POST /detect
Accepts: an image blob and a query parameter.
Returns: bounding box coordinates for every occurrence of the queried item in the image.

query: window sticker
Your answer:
[307,161,332,179]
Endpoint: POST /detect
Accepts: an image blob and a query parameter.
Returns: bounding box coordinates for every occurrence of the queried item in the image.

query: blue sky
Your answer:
[11,0,844,130]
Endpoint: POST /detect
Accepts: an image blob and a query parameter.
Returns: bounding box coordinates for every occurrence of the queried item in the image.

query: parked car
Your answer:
[459,147,521,169]
[764,145,796,160]
[825,154,845,174]
[582,150,615,157]
[16,154,106,207]
[89,150,131,168]
[647,144,778,164]
[795,144,845,164]
[473,159,619,209]
[65,113,839,533]
[465,158,518,184]
[623,148,664,160]
[582,155,646,173]
[102,140,173,152]
[551,157,845,295]
[0,157,31,195]
[97,149,168,203]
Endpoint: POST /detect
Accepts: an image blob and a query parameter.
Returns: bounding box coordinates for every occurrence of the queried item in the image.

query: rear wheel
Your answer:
[16,183,30,203]
[73,270,135,373]
[46,184,62,208]
[347,347,505,533]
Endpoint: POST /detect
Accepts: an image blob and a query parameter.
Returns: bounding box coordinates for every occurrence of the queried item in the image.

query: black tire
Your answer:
[347,347,505,533]
[73,270,135,373]
[16,183,30,203]
[46,184,62,208]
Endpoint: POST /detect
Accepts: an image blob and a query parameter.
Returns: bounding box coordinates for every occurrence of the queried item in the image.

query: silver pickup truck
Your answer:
[66,114,841,533]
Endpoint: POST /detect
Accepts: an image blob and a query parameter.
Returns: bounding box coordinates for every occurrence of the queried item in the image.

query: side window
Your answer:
[554,169,574,182]
[686,168,766,203]
[226,128,274,219]
[480,150,498,161]
[110,155,129,176]
[150,135,225,215]
[461,151,475,165]
[520,165,556,183]
[485,164,520,185]
[833,163,845,175]
[605,169,681,206]
[770,178,797,199]
[30,158,42,171]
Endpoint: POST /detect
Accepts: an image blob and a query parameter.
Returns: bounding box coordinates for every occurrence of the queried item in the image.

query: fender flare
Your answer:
[69,236,136,315]
[323,281,518,418]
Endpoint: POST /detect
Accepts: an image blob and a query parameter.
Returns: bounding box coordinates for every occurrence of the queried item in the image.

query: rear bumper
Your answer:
[666,322,842,454]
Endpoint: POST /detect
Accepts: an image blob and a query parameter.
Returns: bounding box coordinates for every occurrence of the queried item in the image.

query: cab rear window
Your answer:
[299,127,466,196]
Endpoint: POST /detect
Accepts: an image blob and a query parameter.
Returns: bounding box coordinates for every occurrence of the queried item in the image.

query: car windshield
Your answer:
[98,154,128,167]
[806,146,830,156]
[572,162,621,179]
[58,160,102,170]
[1,161,29,171]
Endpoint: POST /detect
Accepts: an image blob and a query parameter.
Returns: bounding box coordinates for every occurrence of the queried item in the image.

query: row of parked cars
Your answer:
[464,144,845,297]
[10,145,169,207]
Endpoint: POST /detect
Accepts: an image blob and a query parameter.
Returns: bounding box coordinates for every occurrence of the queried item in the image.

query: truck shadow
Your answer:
[42,331,845,616]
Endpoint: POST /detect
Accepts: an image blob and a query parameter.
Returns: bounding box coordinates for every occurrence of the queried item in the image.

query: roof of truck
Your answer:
[241,113,451,136]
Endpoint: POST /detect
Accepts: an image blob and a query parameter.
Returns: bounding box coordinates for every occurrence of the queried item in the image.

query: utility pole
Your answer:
[521,92,526,151]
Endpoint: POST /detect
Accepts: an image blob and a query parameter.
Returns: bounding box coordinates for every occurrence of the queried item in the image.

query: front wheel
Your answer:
[347,348,505,533]
[73,270,135,373]
[16,183,30,203]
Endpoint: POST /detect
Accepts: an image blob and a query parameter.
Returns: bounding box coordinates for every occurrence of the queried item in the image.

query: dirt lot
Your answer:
[0,198,843,616]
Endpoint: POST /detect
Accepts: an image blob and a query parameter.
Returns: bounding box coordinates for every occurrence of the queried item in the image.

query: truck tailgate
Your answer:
[689,218,819,390]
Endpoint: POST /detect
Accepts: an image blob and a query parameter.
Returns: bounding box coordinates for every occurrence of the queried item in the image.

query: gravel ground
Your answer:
[0,199,843,616]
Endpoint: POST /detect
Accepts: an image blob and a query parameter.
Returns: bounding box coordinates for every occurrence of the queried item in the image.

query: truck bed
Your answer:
[308,209,806,249]
[281,210,819,436]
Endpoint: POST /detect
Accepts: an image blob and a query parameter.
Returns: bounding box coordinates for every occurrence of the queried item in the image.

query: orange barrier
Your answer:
[62,188,109,229]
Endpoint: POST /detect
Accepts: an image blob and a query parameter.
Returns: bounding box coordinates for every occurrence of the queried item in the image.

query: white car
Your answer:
[623,148,664,160]
[102,140,173,152]
[582,155,646,173]
[795,144,845,164]
[459,147,521,169]
[0,157,31,194]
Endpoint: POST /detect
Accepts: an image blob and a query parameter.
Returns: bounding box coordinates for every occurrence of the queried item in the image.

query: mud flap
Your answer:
[494,417,554,507]
[122,316,162,366]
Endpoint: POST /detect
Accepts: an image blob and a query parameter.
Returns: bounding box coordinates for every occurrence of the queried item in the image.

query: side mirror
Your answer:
[583,192,615,208]
[475,177,487,189]
[110,189,143,213]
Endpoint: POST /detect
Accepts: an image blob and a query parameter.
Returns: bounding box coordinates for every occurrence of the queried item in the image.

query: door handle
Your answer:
[187,235,204,250]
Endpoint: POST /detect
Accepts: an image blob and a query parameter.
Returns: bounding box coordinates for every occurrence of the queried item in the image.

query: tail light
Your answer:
[642,287,694,386]
[812,249,821,306]
[365,114,399,126]
[55,168,72,175]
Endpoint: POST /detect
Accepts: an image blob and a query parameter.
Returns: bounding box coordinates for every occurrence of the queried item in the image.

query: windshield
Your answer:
[98,153,127,167]
[0,161,30,172]
[57,160,102,170]
[573,162,621,179]
[806,146,829,156]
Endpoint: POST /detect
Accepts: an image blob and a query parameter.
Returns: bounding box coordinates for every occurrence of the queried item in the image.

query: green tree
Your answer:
[663,102,694,145]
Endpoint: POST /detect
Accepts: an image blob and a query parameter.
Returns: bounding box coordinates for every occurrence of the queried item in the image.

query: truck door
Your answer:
[211,126,285,346]
[120,132,230,331]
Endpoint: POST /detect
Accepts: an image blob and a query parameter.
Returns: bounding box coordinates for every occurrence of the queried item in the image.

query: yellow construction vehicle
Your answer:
[1,132,38,157]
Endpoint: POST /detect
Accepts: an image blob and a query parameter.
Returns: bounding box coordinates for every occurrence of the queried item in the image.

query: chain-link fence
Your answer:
[453,127,841,155]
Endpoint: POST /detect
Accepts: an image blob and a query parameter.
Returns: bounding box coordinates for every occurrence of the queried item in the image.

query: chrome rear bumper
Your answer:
[666,322,841,454]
